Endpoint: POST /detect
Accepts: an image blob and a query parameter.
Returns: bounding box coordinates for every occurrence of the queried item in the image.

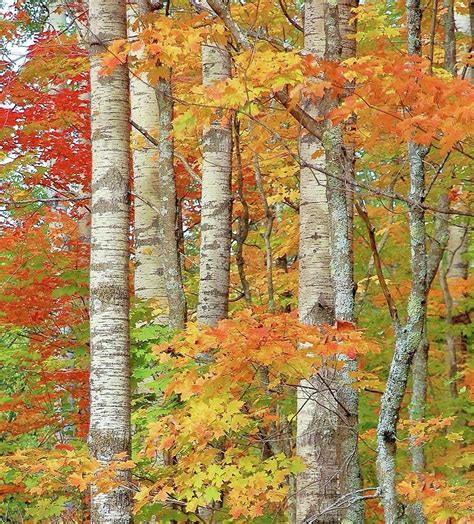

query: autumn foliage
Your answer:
[0,0,472,522]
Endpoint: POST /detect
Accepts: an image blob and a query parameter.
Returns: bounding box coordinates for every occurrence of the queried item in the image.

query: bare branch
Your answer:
[355,201,399,324]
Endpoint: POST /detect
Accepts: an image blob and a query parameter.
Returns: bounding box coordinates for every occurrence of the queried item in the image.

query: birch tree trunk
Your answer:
[297,0,363,520]
[197,42,232,326]
[296,1,340,522]
[442,222,469,397]
[376,4,428,519]
[128,4,168,321]
[88,0,132,521]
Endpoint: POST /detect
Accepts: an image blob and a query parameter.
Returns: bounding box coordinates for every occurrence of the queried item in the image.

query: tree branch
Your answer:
[355,201,399,324]
[278,0,303,33]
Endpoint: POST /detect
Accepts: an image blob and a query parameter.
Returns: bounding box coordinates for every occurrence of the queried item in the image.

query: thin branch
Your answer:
[355,201,399,324]
[234,118,252,305]
[130,118,160,146]
[278,0,303,33]
[206,0,251,49]
[306,488,380,522]
[0,197,90,206]
[131,118,202,184]
[174,152,202,184]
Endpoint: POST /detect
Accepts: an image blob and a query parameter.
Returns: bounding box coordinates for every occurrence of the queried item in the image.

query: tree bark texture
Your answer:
[376,2,428,519]
[155,75,187,330]
[296,1,343,522]
[407,196,450,523]
[128,6,168,319]
[444,221,469,397]
[88,0,132,521]
[324,2,363,521]
[444,0,456,73]
[197,42,233,326]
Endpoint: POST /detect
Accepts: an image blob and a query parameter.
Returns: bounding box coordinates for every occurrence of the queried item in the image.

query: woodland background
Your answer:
[0,0,472,522]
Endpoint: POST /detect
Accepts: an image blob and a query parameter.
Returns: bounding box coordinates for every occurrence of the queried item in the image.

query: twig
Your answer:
[174,152,202,184]
[0,196,90,206]
[355,201,399,324]
[305,487,380,522]
[234,118,252,305]
[278,0,303,32]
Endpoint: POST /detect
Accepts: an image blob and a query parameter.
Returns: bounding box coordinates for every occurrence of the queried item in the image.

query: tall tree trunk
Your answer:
[376,5,428,520]
[407,196,450,523]
[197,41,233,326]
[155,74,187,330]
[87,0,132,521]
[444,0,456,73]
[297,0,363,521]
[129,2,186,329]
[128,4,169,321]
[296,1,340,522]
[330,4,363,520]
[442,221,469,397]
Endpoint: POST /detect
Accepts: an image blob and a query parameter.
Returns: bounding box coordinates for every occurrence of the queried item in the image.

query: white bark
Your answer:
[128,6,168,319]
[297,2,340,522]
[197,42,232,326]
[447,223,469,279]
[443,220,469,398]
[88,0,132,521]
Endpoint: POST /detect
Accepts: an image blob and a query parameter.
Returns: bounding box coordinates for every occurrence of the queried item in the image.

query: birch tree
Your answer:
[296,0,363,520]
[441,221,469,398]
[87,0,132,521]
[129,2,186,329]
[197,40,233,326]
[155,73,187,330]
[128,3,168,320]
[296,0,338,520]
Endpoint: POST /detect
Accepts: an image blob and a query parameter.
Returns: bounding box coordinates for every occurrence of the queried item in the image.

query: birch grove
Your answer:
[1,0,472,523]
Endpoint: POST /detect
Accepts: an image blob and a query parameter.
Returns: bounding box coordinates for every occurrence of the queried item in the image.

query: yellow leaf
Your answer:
[446,432,463,443]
